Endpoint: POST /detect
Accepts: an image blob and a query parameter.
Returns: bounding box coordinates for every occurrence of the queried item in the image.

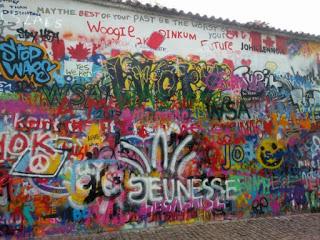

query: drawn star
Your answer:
[263,36,275,48]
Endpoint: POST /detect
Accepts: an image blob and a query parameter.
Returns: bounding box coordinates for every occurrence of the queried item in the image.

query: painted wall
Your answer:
[0,0,319,237]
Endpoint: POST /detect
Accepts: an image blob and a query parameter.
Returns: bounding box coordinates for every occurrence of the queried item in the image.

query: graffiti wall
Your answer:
[0,0,320,237]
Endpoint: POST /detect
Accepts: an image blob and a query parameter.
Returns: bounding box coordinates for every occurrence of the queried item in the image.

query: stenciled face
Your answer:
[256,138,285,169]
[100,165,123,198]
[63,162,96,207]
[98,146,124,198]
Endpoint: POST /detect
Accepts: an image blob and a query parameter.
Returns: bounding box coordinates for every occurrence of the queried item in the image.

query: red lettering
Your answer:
[106,27,113,35]
[14,113,24,130]
[172,31,177,38]
[189,33,196,40]
[9,132,29,155]
[26,117,40,129]
[128,25,135,37]
[31,132,55,156]
[80,11,100,17]
[87,21,101,32]
[119,27,126,37]
[158,29,166,38]
[86,11,93,17]
[87,21,134,40]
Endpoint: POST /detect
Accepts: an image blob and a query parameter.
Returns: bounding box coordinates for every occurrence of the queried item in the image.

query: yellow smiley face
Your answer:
[256,138,285,169]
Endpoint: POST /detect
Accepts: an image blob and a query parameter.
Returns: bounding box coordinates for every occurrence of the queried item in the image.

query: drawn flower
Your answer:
[119,128,196,177]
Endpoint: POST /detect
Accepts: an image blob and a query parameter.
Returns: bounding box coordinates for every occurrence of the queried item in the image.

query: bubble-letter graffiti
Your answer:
[0,36,59,85]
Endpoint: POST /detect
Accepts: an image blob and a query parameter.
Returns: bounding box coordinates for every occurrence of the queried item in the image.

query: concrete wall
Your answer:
[0,0,319,237]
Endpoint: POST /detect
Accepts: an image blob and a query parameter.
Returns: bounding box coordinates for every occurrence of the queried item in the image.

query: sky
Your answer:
[138,0,320,36]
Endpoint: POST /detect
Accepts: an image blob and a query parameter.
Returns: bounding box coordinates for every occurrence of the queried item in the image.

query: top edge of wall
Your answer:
[74,0,320,43]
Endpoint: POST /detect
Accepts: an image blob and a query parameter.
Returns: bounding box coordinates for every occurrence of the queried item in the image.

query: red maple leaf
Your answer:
[263,36,275,48]
[67,42,90,61]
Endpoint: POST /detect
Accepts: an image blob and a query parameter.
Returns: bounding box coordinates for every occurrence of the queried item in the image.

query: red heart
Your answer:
[241,59,251,66]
